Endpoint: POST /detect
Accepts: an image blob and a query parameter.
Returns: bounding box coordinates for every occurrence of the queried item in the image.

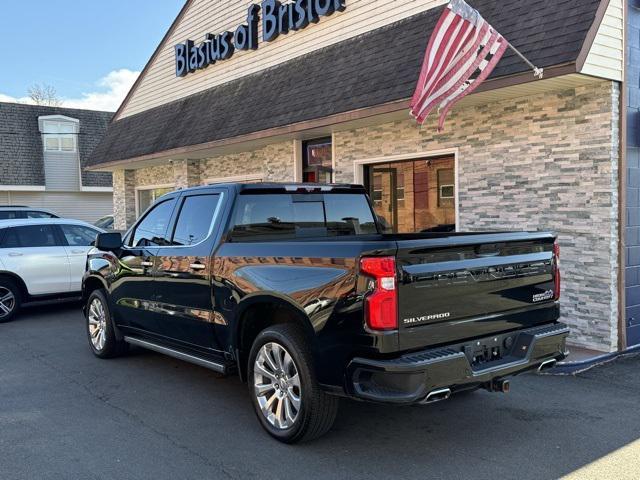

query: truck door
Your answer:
[153,189,225,353]
[111,196,178,334]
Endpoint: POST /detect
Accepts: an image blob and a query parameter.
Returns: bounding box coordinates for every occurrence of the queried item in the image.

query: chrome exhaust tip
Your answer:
[537,358,557,373]
[422,388,452,404]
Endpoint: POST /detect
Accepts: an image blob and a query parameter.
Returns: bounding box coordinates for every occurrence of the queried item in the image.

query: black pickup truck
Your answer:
[83,183,568,443]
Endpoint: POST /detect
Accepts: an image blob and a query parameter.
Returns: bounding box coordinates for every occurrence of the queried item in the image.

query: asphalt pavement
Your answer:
[1,302,639,480]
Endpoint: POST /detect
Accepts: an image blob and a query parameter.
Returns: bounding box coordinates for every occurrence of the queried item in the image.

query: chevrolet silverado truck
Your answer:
[83,183,568,443]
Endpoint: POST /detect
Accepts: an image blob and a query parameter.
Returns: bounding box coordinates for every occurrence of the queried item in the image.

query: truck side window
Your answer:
[130,200,175,247]
[171,194,220,246]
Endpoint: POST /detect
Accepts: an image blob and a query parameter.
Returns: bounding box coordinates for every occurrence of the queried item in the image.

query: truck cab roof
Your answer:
[161,183,367,197]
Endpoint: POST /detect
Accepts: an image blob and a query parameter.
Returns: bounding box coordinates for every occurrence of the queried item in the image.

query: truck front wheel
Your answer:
[85,289,128,358]
[248,324,338,443]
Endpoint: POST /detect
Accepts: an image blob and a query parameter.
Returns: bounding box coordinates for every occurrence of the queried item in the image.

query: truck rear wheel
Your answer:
[248,324,338,443]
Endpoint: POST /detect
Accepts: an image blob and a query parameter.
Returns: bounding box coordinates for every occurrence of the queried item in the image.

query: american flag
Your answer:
[410,0,509,130]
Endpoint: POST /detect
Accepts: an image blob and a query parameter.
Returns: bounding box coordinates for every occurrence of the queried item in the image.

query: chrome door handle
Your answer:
[71,249,85,254]
[140,261,154,267]
[8,252,22,257]
[189,263,206,271]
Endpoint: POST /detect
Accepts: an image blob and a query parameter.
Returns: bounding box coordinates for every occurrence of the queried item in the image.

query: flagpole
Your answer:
[506,41,544,79]
[450,0,544,79]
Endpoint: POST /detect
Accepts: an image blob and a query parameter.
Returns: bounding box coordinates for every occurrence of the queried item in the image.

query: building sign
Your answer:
[174,0,346,77]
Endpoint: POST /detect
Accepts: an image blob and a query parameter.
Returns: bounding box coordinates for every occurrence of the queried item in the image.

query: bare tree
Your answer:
[28,83,62,107]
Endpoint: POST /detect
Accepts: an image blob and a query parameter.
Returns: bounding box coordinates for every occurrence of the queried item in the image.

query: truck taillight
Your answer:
[360,256,398,331]
[553,241,561,300]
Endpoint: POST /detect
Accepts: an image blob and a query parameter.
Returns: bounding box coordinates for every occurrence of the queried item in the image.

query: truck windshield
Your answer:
[230,193,379,241]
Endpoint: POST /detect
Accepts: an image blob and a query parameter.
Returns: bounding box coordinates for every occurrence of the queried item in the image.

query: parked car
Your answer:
[0,206,59,220]
[94,215,114,230]
[0,219,103,322]
[83,183,567,443]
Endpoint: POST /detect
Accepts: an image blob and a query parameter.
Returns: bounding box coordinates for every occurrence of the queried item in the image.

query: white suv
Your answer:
[0,219,104,322]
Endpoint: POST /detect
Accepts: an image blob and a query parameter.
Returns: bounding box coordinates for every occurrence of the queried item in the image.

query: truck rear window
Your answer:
[230,193,378,241]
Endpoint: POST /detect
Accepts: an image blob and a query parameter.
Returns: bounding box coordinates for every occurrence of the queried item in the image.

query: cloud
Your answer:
[0,69,140,112]
[0,93,31,103]
[63,69,140,111]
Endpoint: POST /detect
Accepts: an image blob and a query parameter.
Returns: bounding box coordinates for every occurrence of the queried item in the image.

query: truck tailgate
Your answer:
[395,232,558,350]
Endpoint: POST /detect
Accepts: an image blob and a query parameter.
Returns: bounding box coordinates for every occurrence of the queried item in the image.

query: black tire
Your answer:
[0,277,21,323]
[85,289,128,358]
[248,324,338,444]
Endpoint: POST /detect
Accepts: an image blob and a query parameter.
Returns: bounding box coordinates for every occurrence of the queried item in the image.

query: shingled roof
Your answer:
[89,0,604,168]
[0,102,113,187]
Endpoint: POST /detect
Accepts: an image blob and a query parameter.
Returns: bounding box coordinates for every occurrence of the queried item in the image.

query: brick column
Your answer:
[112,169,136,229]
[173,159,201,188]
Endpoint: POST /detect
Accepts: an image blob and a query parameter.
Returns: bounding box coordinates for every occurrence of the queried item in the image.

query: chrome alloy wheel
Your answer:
[254,342,302,430]
[88,298,107,351]
[0,287,15,318]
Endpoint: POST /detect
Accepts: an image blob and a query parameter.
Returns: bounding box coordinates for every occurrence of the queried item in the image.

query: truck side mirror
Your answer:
[95,232,123,252]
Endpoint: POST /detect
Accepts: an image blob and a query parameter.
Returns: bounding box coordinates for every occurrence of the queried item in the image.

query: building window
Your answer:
[437,168,455,207]
[365,156,456,233]
[136,186,174,216]
[42,120,77,152]
[439,184,455,200]
[303,137,332,183]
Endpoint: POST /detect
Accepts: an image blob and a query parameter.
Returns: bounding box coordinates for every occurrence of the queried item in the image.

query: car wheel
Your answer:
[248,324,339,443]
[86,289,128,358]
[0,278,21,323]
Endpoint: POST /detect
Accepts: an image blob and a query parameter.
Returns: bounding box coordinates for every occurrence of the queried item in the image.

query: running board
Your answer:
[124,336,228,374]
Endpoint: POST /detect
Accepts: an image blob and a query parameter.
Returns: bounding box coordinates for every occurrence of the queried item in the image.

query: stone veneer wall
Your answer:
[333,80,620,352]
[112,80,620,351]
[113,141,295,230]
[200,141,295,182]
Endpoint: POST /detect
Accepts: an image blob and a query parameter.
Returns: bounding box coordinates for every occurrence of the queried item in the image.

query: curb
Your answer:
[542,344,640,375]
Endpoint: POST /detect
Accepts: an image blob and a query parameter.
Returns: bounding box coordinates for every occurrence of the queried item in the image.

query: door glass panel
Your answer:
[303,138,333,183]
[367,157,456,233]
[61,225,99,246]
[171,194,220,246]
[369,165,396,233]
[131,200,175,247]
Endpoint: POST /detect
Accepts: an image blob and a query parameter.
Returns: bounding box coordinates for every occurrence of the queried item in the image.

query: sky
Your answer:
[0,0,185,111]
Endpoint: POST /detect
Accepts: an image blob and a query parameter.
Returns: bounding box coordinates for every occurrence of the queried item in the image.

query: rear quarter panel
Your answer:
[214,239,397,385]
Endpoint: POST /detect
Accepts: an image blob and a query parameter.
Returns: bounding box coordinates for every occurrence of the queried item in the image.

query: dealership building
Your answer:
[87,0,638,354]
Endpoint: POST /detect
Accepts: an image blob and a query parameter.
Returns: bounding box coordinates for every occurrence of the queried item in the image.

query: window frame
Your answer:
[135,184,175,218]
[41,120,78,152]
[354,150,459,233]
[165,192,224,248]
[439,184,455,200]
[128,197,179,248]
[302,137,333,183]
